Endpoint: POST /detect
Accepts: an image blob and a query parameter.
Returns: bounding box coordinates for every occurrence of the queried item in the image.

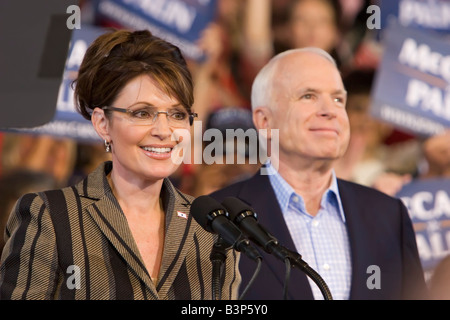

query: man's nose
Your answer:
[318,96,337,118]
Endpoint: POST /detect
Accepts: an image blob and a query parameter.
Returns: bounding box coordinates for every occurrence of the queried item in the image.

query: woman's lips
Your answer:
[140,145,174,160]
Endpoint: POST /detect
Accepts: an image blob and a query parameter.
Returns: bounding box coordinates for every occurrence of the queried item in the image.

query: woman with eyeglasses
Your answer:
[0,29,240,300]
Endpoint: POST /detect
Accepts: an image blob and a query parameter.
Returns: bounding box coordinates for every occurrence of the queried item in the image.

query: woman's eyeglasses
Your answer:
[102,106,197,126]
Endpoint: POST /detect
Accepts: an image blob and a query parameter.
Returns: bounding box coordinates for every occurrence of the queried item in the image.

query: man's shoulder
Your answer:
[209,172,267,200]
[338,178,396,197]
[337,178,403,207]
[209,177,250,199]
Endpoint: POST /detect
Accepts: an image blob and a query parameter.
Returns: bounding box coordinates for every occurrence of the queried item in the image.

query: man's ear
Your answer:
[91,108,111,142]
[253,106,273,140]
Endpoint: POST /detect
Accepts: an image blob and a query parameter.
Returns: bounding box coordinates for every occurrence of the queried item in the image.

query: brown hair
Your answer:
[73,29,194,120]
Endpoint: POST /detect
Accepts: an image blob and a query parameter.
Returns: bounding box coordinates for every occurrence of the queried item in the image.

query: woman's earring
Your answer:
[104,140,111,153]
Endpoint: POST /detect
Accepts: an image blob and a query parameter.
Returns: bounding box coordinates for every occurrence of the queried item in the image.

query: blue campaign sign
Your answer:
[370,22,450,137]
[10,26,107,142]
[380,0,450,34]
[396,178,450,272]
[94,0,218,61]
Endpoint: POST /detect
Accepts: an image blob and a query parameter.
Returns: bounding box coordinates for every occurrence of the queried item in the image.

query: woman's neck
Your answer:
[107,169,164,216]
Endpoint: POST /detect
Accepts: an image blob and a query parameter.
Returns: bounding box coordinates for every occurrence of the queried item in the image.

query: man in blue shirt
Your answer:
[210,47,427,299]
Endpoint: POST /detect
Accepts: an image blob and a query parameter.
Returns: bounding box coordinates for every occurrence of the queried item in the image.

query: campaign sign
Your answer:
[94,0,218,61]
[370,22,450,137]
[7,26,106,142]
[396,178,450,272]
[380,0,450,33]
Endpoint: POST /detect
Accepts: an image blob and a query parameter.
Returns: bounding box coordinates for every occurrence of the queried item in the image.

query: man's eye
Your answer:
[301,94,313,100]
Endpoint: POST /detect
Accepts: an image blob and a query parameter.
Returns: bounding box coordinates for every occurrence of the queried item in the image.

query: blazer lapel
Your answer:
[78,162,157,296]
[337,179,375,299]
[86,196,157,288]
[237,172,314,299]
[156,179,196,298]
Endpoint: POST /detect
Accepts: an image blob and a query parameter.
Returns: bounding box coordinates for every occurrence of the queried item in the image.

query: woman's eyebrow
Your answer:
[128,101,184,109]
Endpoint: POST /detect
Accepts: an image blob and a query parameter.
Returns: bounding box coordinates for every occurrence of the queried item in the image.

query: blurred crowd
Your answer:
[1,0,449,296]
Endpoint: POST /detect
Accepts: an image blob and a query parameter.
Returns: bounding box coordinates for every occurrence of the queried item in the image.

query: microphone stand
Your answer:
[286,249,333,300]
[210,237,230,300]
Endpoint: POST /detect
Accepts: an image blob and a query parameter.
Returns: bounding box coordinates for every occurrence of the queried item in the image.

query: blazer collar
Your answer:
[157,178,196,298]
[336,179,373,299]
[75,161,195,299]
[266,162,346,223]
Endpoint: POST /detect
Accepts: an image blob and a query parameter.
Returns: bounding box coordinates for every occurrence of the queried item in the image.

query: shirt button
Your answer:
[292,196,299,203]
[323,263,330,270]
[312,220,319,227]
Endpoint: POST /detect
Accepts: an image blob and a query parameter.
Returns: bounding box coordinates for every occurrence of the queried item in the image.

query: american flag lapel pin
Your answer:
[177,211,187,219]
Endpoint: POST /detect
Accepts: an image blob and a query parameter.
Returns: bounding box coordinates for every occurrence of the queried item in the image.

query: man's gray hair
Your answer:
[251,47,337,110]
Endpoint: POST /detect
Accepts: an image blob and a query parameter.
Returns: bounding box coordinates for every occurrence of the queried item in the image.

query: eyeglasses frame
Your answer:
[101,106,198,126]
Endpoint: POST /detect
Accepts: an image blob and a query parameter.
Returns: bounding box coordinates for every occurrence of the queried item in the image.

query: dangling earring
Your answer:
[104,140,111,153]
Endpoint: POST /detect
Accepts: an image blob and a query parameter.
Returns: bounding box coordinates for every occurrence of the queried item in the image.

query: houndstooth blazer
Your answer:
[0,161,240,300]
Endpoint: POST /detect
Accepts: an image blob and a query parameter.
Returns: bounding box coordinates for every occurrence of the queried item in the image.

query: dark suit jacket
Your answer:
[0,162,240,300]
[210,170,427,300]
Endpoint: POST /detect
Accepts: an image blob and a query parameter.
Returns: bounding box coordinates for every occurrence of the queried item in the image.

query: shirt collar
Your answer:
[266,161,346,223]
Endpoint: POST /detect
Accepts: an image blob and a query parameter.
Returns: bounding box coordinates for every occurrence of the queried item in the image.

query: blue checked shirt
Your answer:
[266,162,352,300]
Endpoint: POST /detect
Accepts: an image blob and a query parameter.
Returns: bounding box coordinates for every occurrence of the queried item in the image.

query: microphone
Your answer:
[221,197,291,261]
[221,196,333,300]
[190,195,261,262]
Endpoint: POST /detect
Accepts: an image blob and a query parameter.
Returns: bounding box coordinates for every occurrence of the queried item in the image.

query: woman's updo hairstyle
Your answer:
[73,29,194,120]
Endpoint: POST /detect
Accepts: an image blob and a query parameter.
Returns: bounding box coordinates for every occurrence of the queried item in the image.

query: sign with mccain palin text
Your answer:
[379,0,450,34]
[94,0,218,61]
[370,22,450,137]
[396,178,450,273]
